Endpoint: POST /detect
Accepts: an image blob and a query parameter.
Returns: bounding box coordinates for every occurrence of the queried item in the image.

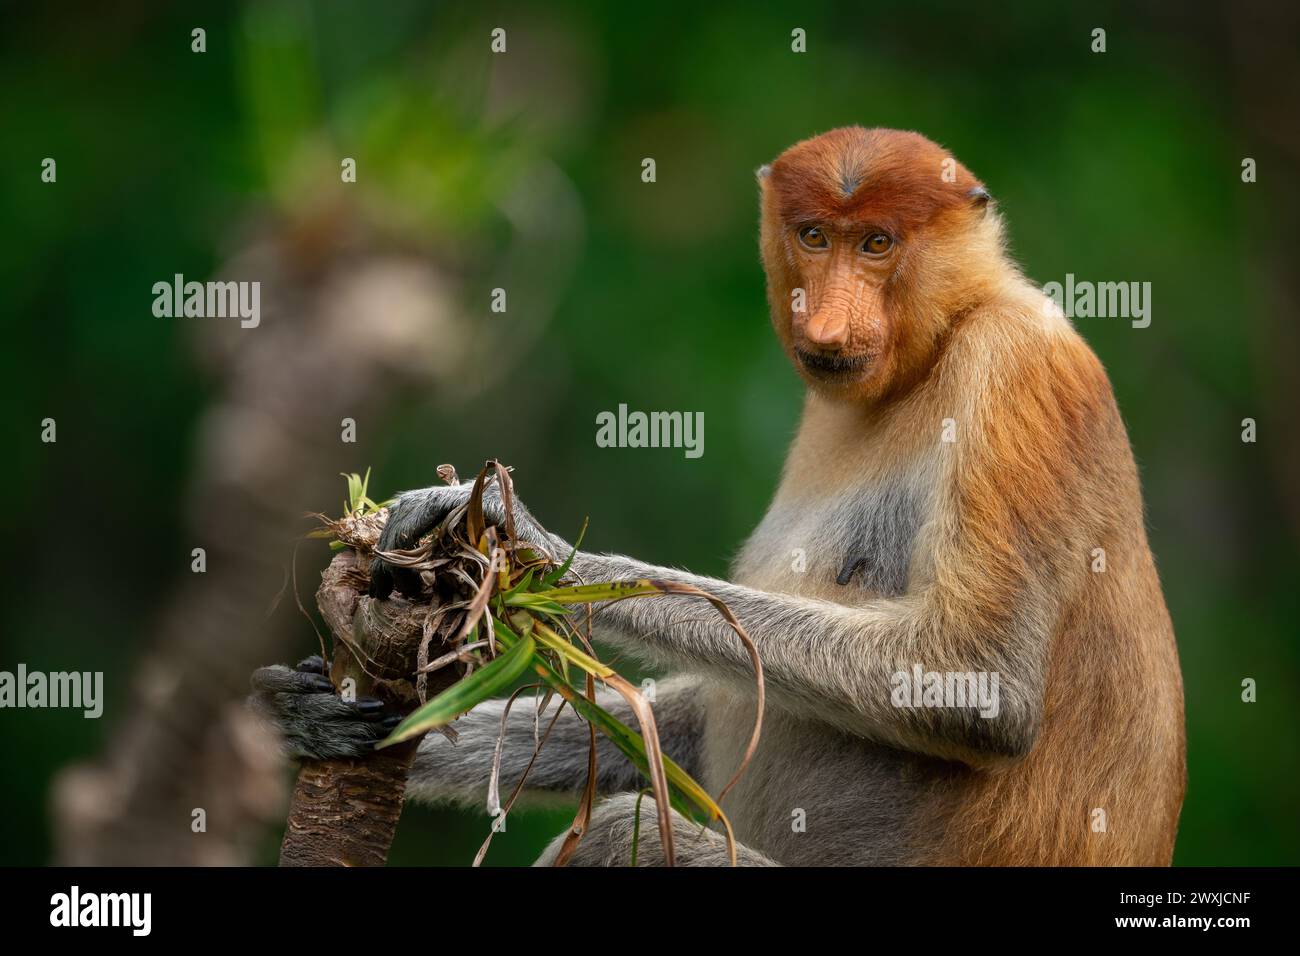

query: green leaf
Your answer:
[504,567,536,597]
[542,518,589,585]
[518,615,614,679]
[536,656,712,822]
[378,630,536,746]
[500,591,569,616]
[531,580,662,605]
[492,618,717,823]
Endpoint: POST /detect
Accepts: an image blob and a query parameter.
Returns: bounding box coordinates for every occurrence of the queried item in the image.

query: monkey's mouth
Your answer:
[795,349,871,379]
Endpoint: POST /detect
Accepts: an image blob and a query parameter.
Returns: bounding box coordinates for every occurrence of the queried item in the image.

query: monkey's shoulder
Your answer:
[938,295,1118,436]
[948,292,1109,386]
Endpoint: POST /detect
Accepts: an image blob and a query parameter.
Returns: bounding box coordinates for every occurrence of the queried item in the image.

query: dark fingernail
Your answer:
[355,698,384,713]
[381,715,403,729]
[309,675,335,692]
[297,655,325,674]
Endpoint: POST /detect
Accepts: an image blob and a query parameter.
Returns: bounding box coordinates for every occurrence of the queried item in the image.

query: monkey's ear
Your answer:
[967,185,991,212]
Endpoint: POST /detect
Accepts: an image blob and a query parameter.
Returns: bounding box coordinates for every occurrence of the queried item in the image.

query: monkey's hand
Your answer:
[247,655,402,760]
[369,479,568,599]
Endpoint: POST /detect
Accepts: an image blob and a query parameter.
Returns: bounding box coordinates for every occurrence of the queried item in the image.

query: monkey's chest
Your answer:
[733,482,928,601]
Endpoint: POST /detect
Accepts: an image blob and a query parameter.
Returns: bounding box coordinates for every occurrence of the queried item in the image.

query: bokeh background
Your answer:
[1,0,1296,866]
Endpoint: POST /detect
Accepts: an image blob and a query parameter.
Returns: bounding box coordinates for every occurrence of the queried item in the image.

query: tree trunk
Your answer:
[278,746,421,867]
[278,548,458,867]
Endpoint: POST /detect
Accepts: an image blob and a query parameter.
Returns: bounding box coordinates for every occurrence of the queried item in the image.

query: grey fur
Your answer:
[834,482,924,594]
[534,793,779,867]
[405,677,705,809]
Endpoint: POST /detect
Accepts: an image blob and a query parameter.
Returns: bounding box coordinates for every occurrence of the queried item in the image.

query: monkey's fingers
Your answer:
[250,664,398,720]
[271,692,397,759]
[294,655,326,675]
[250,664,335,696]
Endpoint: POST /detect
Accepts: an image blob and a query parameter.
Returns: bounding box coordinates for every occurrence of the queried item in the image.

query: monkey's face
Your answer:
[759,127,990,403]
[780,219,899,392]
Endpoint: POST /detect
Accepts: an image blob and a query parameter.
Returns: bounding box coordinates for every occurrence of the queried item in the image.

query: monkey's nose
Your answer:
[803,311,850,349]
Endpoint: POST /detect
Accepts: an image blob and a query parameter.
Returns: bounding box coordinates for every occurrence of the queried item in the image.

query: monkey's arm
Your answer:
[250,658,705,809]
[371,483,1053,766]
[405,675,706,808]
[378,505,1053,767]
[569,550,1052,766]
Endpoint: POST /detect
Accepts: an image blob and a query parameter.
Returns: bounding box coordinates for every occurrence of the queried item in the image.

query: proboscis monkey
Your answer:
[253,127,1186,866]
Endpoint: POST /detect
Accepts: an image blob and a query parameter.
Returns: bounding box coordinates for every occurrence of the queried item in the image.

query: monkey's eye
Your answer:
[798,226,829,250]
[862,233,893,255]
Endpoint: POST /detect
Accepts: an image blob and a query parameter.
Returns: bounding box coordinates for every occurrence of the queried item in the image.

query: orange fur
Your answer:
[751,127,1186,864]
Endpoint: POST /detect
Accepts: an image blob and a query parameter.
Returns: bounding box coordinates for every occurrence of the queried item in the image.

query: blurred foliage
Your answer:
[0,0,1295,866]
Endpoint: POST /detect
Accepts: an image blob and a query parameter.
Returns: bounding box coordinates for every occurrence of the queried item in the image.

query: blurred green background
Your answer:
[1,0,1296,866]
